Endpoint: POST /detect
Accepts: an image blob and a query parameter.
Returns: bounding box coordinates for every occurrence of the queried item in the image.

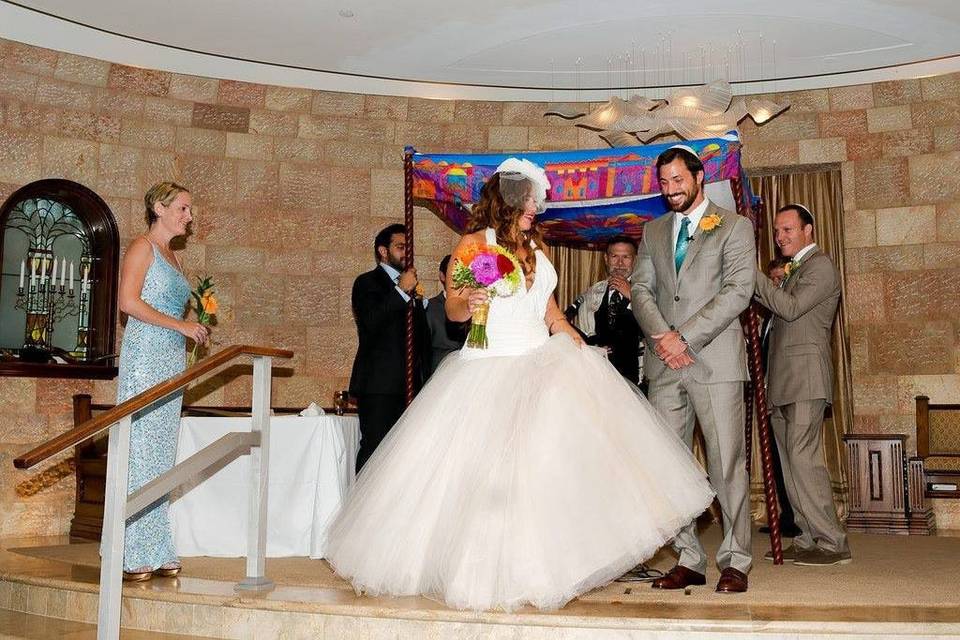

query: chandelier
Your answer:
[545,80,789,147]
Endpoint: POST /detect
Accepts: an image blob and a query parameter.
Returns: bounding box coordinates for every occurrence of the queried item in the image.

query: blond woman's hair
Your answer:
[144,181,190,226]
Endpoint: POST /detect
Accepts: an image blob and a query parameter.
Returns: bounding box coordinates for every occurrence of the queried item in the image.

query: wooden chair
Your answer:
[916,395,960,498]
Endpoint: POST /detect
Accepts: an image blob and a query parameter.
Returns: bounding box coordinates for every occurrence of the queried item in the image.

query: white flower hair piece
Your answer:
[495,157,551,213]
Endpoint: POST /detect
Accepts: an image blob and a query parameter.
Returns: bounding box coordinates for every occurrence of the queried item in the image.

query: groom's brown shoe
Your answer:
[715,567,748,593]
[650,565,706,590]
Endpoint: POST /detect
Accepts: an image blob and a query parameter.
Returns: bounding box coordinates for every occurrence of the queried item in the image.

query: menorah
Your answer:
[13,248,93,362]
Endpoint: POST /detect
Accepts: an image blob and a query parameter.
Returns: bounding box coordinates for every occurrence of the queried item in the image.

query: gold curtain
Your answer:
[552,244,607,310]
[749,168,853,520]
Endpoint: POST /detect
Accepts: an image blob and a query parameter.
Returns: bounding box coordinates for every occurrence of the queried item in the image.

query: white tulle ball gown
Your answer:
[325,228,715,612]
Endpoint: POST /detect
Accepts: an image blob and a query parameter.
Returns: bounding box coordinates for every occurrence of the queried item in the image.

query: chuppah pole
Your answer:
[731,174,783,565]
[403,147,416,406]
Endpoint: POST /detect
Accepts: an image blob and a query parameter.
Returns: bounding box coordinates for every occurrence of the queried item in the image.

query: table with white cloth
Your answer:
[169,414,360,559]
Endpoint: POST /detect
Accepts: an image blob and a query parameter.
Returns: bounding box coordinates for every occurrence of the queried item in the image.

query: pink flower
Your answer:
[471,253,501,286]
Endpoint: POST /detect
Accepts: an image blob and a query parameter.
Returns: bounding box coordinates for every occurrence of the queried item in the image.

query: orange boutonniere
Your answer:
[699,213,723,234]
[783,259,800,279]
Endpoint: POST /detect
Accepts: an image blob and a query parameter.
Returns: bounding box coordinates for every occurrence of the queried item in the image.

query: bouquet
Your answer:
[187,275,218,366]
[451,243,523,348]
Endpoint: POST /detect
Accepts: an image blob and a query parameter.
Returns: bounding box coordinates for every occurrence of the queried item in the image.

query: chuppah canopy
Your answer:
[401,134,784,563]
[410,133,756,247]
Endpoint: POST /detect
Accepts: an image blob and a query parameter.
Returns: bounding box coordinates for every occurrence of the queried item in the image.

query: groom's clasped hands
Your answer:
[651,330,695,370]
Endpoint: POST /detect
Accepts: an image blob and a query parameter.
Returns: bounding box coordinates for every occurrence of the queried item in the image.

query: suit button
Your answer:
[674,296,680,301]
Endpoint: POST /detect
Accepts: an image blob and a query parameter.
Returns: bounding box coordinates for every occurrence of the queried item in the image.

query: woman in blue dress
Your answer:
[116,182,210,581]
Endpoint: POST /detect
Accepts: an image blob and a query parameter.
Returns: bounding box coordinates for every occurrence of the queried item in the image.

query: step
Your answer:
[0,608,217,640]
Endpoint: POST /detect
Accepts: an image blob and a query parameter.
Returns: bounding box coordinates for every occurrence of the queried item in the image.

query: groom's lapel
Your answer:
[653,214,678,290]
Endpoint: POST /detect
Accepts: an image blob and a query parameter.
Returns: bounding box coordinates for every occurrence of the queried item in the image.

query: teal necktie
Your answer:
[675,217,691,274]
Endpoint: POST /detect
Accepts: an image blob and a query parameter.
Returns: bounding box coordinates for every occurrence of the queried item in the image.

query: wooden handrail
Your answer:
[14,344,293,470]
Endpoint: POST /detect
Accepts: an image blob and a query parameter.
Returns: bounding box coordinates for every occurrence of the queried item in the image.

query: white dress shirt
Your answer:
[793,243,818,263]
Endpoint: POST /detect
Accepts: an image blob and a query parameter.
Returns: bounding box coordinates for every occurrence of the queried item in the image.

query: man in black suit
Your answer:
[424,254,467,378]
[568,236,644,384]
[349,223,429,471]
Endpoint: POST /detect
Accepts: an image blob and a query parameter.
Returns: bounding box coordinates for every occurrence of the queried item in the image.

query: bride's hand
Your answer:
[564,325,585,348]
[466,289,489,314]
[550,318,584,347]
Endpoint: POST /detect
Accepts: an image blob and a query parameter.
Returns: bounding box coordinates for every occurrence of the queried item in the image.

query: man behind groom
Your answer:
[631,146,756,593]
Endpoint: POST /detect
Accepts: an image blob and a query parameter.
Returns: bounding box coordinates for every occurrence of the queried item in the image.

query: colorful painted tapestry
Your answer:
[411,135,754,246]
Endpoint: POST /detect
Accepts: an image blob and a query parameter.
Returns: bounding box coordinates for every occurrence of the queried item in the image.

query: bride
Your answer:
[325,158,715,612]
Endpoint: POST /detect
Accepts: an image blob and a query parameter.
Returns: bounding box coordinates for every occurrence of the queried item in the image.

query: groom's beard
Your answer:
[664,185,700,213]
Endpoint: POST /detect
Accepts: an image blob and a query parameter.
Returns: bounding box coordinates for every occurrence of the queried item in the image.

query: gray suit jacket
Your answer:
[754,248,840,407]
[631,202,756,384]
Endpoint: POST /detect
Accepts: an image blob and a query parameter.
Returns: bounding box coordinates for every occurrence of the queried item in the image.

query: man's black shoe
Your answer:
[759,524,802,538]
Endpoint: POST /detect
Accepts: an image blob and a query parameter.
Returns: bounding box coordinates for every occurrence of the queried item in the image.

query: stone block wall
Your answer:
[1,37,958,535]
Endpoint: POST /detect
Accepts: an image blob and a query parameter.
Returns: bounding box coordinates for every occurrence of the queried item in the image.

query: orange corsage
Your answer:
[699,213,723,233]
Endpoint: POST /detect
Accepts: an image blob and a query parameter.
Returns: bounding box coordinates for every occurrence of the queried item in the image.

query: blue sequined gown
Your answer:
[116,242,190,571]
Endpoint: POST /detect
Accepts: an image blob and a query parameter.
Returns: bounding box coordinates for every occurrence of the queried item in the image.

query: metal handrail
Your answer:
[14,344,292,469]
[14,344,293,640]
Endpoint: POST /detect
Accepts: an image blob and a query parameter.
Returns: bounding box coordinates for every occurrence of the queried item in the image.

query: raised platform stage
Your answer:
[2,524,960,639]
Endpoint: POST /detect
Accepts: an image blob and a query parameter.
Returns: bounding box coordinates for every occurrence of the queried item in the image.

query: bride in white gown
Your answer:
[325,158,715,612]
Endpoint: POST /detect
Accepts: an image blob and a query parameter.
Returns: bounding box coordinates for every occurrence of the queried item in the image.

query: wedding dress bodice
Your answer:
[461,227,557,359]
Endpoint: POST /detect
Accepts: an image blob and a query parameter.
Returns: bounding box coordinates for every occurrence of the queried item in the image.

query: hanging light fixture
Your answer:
[545,80,789,147]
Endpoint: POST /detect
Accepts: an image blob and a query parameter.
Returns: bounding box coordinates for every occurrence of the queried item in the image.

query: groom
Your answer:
[631,146,756,593]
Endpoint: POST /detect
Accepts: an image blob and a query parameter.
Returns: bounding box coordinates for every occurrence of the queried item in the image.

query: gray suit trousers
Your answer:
[770,400,849,554]
[648,369,752,575]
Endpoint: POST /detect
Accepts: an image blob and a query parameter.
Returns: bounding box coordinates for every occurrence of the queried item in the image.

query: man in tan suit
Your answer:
[754,204,851,566]
[632,146,756,593]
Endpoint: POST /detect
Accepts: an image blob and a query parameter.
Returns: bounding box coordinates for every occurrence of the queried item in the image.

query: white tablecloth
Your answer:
[169,414,359,559]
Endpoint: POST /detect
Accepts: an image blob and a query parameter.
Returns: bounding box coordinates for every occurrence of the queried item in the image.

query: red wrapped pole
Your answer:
[744,377,754,478]
[403,147,415,407]
[731,174,783,565]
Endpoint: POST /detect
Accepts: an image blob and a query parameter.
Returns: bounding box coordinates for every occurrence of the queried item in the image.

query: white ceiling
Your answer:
[2,0,959,100]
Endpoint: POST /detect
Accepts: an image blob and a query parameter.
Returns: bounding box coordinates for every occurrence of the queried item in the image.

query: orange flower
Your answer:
[699,213,723,233]
[455,241,484,267]
[201,292,219,315]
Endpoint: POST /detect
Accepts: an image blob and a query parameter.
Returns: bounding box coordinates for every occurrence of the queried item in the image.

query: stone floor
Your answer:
[2,524,960,639]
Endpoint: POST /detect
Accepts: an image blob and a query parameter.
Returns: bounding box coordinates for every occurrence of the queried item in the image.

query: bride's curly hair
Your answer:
[465,173,544,275]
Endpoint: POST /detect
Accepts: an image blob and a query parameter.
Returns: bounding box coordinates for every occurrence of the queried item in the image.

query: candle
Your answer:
[40,258,47,286]
[60,259,67,287]
[30,258,36,288]
[69,262,74,291]
[51,257,58,286]
[19,260,25,289]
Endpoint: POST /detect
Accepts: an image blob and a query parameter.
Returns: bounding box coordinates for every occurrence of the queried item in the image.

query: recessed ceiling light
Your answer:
[338,9,354,18]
